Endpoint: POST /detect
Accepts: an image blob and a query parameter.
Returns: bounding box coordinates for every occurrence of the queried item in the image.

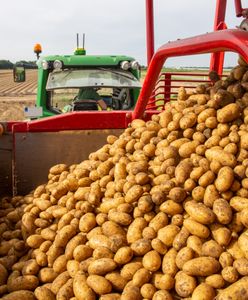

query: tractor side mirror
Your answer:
[13,66,26,82]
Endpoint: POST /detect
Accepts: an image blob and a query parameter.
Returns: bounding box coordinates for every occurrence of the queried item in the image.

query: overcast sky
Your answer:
[1,0,247,67]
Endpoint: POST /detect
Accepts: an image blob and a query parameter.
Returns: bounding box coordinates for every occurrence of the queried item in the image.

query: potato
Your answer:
[201,240,223,258]
[127,218,147,244]
[238,231,248,259]
[175,271,196,298]
[35,250,48,267]
[0,263,8,285]
[205,274,225,289]
[184,201,215,224]
[132,268,151,287]
[142,250,161,272]
[216,276,248,300]
[140,283,156,299]
[215,166,234,192]
[157,224,180,246]
[26,235,45,249]
[114,247,133,265]
[162,248,178,276]
[56,278,74,300]
[120,261,143,280]
[211,224,232,246]
[152,290,173,300]
[108,210,132,226]
[38,267,58,283]
[34,286,56,300]
[73,271,96,300]
[124,185,143,203]
[54,225,76,248]
[88,258,117,275]
[67,260,80,278]
[191,283,215,300]
[105,272,127,292]
[73,245,93,262]
[217,103,241,123]
[230,196,248,211]
[175,159,193,184]
[183,218,210,239]
[53,255,68,274]
[22,259,39,275]
[179,112,197,129]
[149,212,168,232]
[7,271,39,292]
[221,266,239,283]
[47,244,64,267]
[205,148,236,167]
[2,290,36,300]
[51,271,71,294]
[0,285,8,296]
[79,213,96,233]
[65,234,87,260]
[183,257,220,276]
[160,200,183,215]
[87,275,112,295]
[213,198,233,224]
[176,247,194,269]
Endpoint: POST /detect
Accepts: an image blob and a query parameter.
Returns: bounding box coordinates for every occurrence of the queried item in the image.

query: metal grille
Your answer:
[146,72,222,110]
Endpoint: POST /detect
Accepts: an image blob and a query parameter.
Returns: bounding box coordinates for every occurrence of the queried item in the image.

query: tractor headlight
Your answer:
[131,60,140,70]
[53,60,63,70]
[120,61,130,70]
[41,60,49,70]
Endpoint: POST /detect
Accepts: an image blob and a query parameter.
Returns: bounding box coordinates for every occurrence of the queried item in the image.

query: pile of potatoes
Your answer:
[2,58,248,299]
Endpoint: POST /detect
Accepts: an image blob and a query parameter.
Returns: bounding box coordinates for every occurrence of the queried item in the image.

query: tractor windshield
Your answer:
[45,68,141,113]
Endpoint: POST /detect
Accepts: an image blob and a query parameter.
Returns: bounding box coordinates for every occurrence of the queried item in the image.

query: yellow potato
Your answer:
[216,276,248,300]
[183,257,220,276]
[184,201,215,224]
[191,283,215,300]
[34,286,55,300]
[2,290,36,300]
[86,275,112,295]
[72,272,95,300]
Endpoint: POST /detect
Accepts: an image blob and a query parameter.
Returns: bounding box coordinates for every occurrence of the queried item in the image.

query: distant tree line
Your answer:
[0,60,37,69]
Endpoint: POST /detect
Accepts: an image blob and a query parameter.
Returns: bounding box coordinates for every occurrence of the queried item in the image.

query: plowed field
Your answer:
[0,70,37,121]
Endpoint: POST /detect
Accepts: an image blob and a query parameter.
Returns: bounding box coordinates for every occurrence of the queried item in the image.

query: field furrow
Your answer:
[0,70,37,120]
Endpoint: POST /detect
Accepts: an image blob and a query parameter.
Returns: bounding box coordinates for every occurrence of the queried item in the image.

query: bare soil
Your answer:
[0,70,37,121]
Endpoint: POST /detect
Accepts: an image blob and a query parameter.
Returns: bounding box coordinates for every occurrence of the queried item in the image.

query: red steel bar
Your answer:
[146,0,155,65]
[132,29,248,120]
[235,0,243,17]
[210,0,227,75]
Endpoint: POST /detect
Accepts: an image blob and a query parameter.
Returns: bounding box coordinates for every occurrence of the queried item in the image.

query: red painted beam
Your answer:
[146,0,155,66]
[132,29,248,120]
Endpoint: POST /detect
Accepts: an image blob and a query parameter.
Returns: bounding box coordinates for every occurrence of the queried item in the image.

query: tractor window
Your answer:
[49,88,78,111]
[48,86,134,112]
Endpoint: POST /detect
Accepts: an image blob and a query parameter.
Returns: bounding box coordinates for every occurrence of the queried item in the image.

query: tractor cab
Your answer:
[13,64,26,83]
[36,52,141,118]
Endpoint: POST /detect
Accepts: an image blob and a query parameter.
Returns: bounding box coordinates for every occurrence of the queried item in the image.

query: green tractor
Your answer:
[15,39,142,118]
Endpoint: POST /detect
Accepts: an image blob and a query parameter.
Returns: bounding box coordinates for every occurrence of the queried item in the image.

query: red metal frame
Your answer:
[146,0,154,65]
[8,111,158,133]
[235,0,248,17]
[210,0,227,75]
[132,29,248,120]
